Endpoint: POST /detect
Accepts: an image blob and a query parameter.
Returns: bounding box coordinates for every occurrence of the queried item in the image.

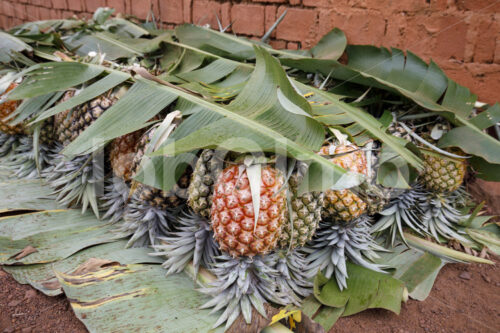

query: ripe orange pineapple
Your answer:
[210,164,287,257]
[320,141,368,222]
[109,131,144,181]
[0,83,23,135]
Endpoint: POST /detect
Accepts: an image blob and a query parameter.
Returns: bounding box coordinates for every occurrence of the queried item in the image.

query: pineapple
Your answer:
[54,91,117,147]
[371,184,427,245]
[102,131,145,224]
[44,91,118,216]
[421,188,471,244]
[275,249,313,305]
[0,82,23,136]
[187,149,224,218]
[279,161,324,249]
[421,150,467,193]
[304,215,385,289]
[320,140,368,222]
[152,210,220,278]
[120,125,191,247]
[109,131,144,182]
[210,163,287,257]
[199,254,289,330]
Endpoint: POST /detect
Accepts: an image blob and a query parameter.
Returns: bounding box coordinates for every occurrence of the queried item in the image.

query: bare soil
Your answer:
[0,260,499,333]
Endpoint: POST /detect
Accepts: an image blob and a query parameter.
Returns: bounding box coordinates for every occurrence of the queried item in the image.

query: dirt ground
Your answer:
[0,259,498,333]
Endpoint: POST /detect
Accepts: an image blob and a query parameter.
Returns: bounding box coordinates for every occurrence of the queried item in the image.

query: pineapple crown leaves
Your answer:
[274,249,313,305]
[42,144,104,218]
[304,215,387,290]
[199,254,289,330]
[118,191,179,248]
[152,210,220,278]
[420,188,472,245]
[0,132,20,157]
[371,184,428,246]
[101,176,130,224]
[2,135,46,179]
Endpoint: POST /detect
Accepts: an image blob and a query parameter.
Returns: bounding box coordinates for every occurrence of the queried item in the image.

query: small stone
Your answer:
[24,290,37,299]
[21,327,32,333]
[459,271,471,280]
[3,327,14,333]
[481,273,491,283]
[7,299,22,307]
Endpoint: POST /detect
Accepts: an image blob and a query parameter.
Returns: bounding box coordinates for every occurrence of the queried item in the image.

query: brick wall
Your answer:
[0,0,499,104]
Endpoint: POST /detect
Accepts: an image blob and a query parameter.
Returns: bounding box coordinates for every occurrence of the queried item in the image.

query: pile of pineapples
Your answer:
[0,8,498,331]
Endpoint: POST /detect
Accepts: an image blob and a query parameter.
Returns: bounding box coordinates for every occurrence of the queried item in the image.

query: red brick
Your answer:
[252,0,286,3]
[68,0,83,11]
[107,0,126,13]
[289,0,301,4]
[456,0,500,12]
[12,17,23,26]
[192,0,220,28]
[50,8,62,19]
[303,0,334,7]
[2,1,15,17]
[85,0,106,13]
[474,18,496,63]
[428,0,448,10]
[9,2,25,20]
[318,9,346,40]
[18,0,29,3]
[61,10,76,18]
[495,39,500,64]
[159,0,183,24]
[276,7,317,42]
[0,15,7,29]
[287,41,299,50]
[269,39,286,49]
[440,62,500,104]
[231,4,264,36]
[425,15,468,60]
[264,5,277,38]
[130,0,159,20]
[183,0,191,22]
[38,6,51,20]
[51,0,67,10]
[220,2,230,29]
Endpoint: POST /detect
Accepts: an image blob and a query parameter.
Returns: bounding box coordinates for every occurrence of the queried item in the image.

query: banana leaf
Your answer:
[56,262,224,333]
[466,224,500,255]
[373,243,444,301]
[313,262,405,317]
[0,31,33,63]
[4,241,162,296]
[0,179,61,211]
[171,25,421,171]
[0,209,117,264]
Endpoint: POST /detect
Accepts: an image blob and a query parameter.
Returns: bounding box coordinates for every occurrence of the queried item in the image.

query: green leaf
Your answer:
[302,85,423,170]
[62,79,177,157]
[311,28,346,60]
[0,179,61,211]
[469,156,500,181]
[33,71,130,123]
[466,226,500,255]
[469,103,500,130]
[0,210,117,265]
[439,126,500,164]
[3,241,162,296]
[150,48,358,192]
[313,262,405,316]
[0,31,33,63]
[63,32,144,60]
[8,62,105,100]
[403,232,494,264]
[56,264,223,333]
